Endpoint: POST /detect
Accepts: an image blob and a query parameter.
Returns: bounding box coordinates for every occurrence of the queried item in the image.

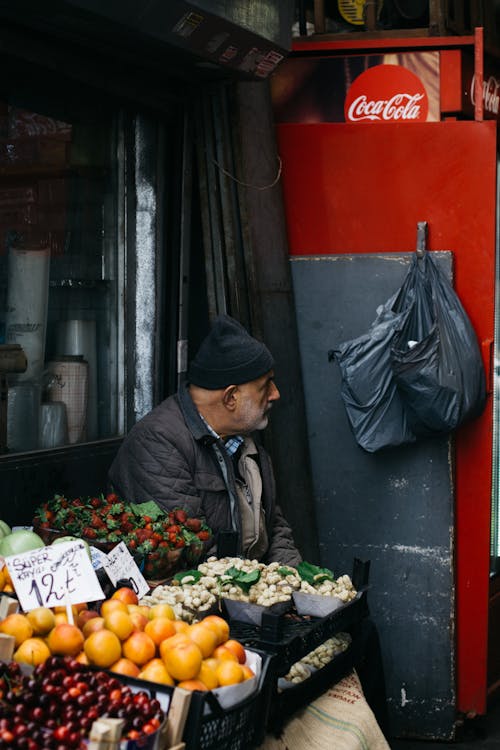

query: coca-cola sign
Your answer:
[470,74,500,117]
[344,64,428,123]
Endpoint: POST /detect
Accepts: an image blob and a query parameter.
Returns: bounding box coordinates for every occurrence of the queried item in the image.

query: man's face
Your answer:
[234,371,280,433]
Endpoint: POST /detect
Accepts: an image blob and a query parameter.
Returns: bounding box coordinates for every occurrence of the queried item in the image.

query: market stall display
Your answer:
[0,488,377,750]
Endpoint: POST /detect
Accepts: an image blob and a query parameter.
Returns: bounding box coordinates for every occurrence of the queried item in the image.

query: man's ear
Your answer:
[222,385,238,410]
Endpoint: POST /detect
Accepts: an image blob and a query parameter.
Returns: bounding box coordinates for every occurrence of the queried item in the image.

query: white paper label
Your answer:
[101,542,150,599]
[4,540,105,612]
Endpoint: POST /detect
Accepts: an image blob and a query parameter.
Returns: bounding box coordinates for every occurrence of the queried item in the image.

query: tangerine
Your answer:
[0,613,33,647]
[100,599,128,617]
[241,664,256,681]
[13,637,51,666]
[213,644,238,663]
[162,640,203,681]
[47,623,84,657]
[144,616,176,646]
[82,617,105,637]
[84,629,122,668]
[188,622,218,658]
[111,587,139,606]
[103,610,134,641]
[109,657,141,677]
[200,615,229,645]
[26,607,56,636]
[149,603,175,620]
[139,658,175,685]
[122,631,156,666]
[196,659,219,689]
[223,639,246,665]
[216,660,245,686]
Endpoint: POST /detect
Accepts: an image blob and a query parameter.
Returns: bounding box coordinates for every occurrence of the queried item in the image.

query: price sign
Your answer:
[102,542,150,599]
[4,541,105,612]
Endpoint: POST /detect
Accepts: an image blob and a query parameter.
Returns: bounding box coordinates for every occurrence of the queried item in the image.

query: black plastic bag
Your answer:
[391,252,486,436]
[332,279,416,452]
[332,251,486,452]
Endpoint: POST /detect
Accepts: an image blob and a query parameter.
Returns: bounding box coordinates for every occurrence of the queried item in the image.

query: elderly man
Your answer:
[108,314,301,566]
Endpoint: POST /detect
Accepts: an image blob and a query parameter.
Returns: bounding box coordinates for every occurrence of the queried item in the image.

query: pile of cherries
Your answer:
[0,656,164,749]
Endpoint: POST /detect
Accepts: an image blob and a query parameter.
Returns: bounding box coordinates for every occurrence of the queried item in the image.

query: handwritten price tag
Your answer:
[4,541,105,612]
[102,542,150,599]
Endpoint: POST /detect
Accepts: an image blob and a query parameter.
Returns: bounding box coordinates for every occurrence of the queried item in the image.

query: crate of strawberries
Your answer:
[32,493,212,581]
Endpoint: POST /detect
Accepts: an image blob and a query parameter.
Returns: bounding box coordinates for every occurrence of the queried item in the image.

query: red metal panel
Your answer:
[440,49,462,113]
[276,120,496,713]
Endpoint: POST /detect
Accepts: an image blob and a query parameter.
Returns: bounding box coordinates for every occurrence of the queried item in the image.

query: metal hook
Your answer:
[416,221,428,258]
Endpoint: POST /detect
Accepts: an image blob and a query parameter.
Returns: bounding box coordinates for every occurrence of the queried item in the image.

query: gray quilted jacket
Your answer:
[108,385,302,566]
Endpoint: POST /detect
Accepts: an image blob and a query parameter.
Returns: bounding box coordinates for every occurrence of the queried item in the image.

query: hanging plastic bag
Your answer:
[391,252,486,436]
[332,275,417,453]
[332,242,486,453]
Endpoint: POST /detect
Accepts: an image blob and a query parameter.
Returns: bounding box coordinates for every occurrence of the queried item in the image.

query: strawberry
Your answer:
[196,530,210,542]
[174,509,187,524]
[184,518,202,532]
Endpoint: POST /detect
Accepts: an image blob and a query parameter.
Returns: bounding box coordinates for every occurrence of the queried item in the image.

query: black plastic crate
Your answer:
[182,649,273,750]
[228,587,369,676]
[268,639,356,732]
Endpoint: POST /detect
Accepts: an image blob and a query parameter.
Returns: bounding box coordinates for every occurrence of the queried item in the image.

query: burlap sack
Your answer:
[259,670,390,750]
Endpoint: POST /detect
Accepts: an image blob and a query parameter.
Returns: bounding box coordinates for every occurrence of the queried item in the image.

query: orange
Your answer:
[109,657,141,678]
[0,567,6,591]
[14,637,51,666]
[171,619,190,634]
[177,679,208,691]
[216,660,244,686]
[0,613,33,647]
[159,632,191,657]
[112,587,139,606]
[26,607,56,636]
[77,609,101,629]
[200,615,230,645]
[213,645,238,663]
[138,658,175,686]
[149,603,175,621]
[100,599,128,617]
[84,629,122,668]
[103,610,134,641]
[188,622,218,659]
[162,640,203,681]
[144,616,176,646]
[47,623,84,657]
[241,664,256,681]
[128,604,151,619]
[129,611,149,633]
[223,639,246,665]
[82,617,105,637]
[122,631,156,666]
[54,613,69,626]
[196,659,219,689]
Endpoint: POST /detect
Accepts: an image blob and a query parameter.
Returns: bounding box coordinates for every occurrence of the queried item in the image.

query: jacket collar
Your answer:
[177,383,217,445]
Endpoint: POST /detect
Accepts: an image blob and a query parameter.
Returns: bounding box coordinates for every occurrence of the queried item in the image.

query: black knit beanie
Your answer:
[188,314,274,389]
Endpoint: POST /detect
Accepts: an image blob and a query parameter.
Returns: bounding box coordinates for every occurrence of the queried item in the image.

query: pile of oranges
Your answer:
[0,586,254,692]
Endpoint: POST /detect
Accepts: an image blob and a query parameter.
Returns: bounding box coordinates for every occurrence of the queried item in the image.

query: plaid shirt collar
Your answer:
[199,414,244,457]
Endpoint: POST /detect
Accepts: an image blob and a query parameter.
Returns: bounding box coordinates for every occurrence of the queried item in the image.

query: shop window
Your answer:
[0,101,122,454]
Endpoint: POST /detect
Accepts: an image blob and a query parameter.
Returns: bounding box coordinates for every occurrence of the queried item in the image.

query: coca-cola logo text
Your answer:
[470,74,500,116]
[344,64,428,123]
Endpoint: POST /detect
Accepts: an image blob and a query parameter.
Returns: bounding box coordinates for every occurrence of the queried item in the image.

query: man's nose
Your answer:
[269,381,280,402]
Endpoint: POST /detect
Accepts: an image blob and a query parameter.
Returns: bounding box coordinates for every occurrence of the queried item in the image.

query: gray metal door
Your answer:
[291,252,455,739]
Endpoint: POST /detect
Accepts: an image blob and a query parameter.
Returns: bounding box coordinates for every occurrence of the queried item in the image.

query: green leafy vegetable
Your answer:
[277,566,295,577]
[223,566,261,593]
[129,500,165,520]
[297,561,335,586]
